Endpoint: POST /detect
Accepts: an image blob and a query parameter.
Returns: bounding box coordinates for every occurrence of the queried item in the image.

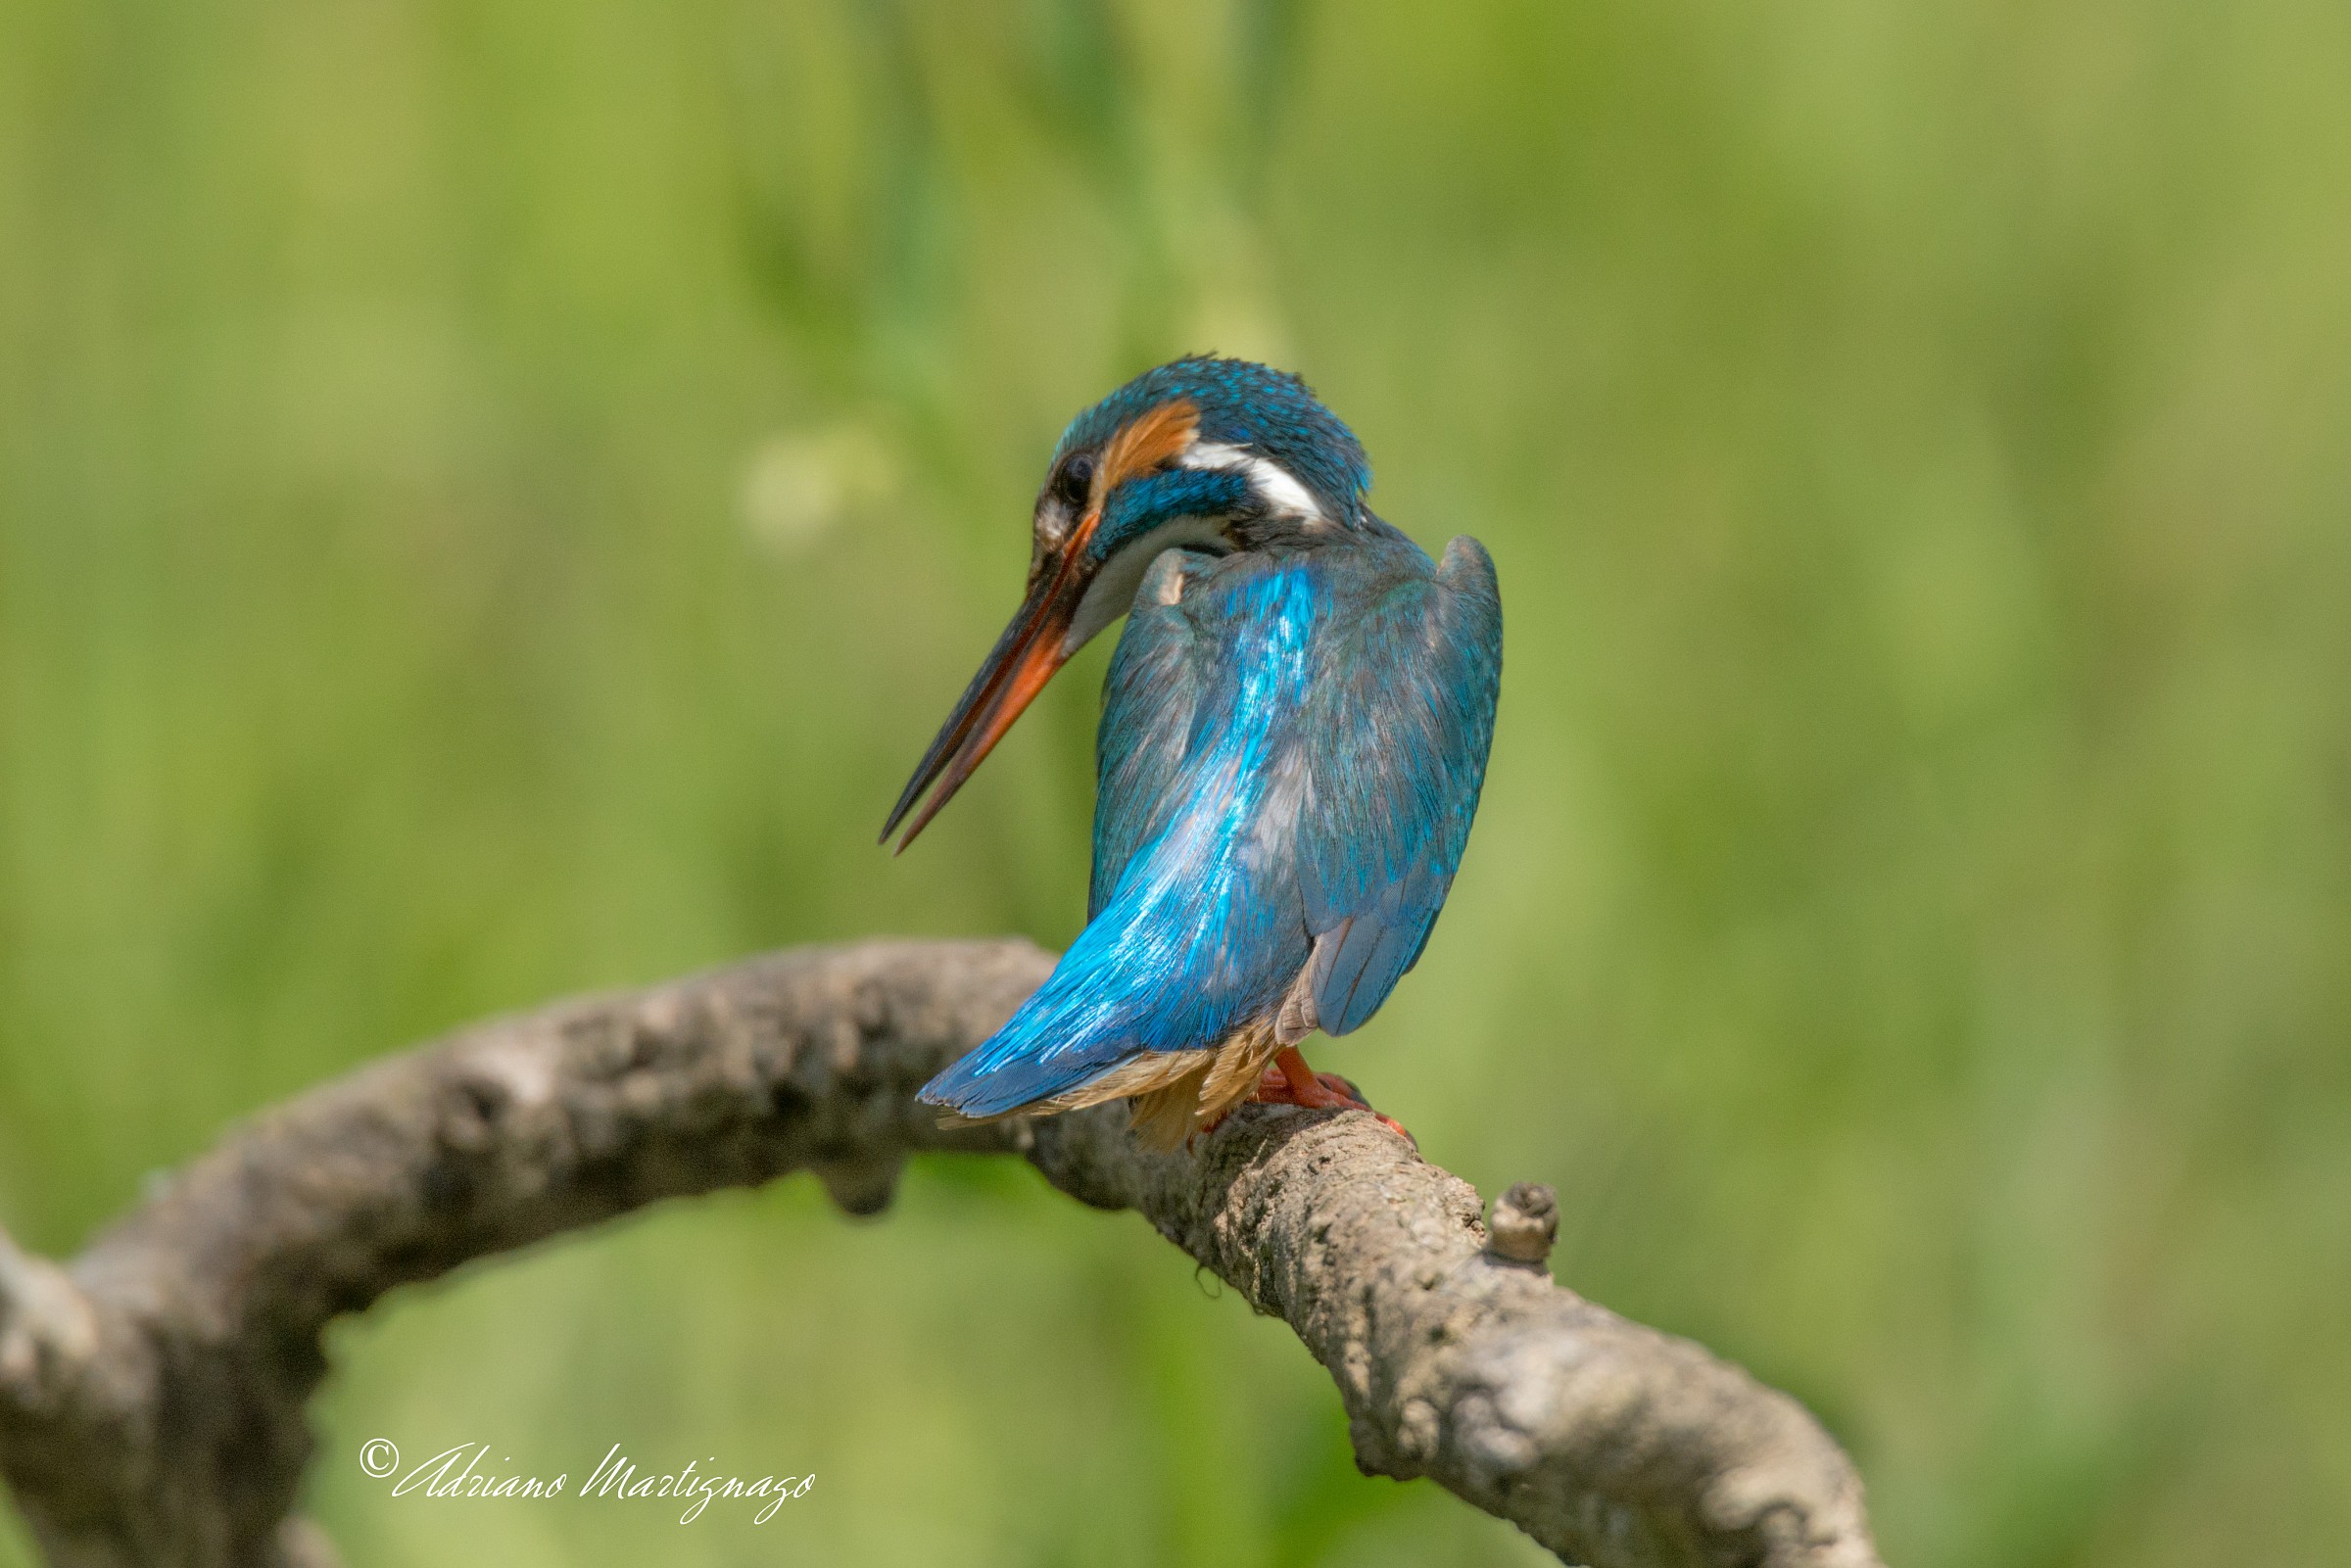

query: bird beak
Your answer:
[883,397,1202,852]
[881,519,1096,852]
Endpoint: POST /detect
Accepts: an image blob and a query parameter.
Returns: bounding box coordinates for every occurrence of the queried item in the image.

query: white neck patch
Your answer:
[1061,514,1229,655]
[1180,441,1326,526]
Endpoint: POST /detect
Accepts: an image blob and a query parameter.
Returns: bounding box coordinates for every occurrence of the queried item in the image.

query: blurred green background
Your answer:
[3,0,2347,1563]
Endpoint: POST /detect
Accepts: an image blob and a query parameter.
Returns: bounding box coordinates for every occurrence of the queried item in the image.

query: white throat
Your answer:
[1061,514,1228,654]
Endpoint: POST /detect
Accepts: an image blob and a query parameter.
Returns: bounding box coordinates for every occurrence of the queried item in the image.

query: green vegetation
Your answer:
[3,2,2345,1563]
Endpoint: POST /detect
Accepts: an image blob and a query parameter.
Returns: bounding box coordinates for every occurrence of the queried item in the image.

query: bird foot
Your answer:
[1243,1046,1415,1144]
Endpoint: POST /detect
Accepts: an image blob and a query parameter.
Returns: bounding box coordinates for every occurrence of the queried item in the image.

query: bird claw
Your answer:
[1243,1051,1416,1148]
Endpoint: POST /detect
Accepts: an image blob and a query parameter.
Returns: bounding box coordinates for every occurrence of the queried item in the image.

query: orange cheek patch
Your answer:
[1096,399,1201,502]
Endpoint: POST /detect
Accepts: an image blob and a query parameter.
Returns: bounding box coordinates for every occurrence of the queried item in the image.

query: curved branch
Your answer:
[0,940,1881,1568]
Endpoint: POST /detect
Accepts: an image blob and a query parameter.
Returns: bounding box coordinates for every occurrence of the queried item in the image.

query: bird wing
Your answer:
[1294,536,1502,1036]
[1089,548,1211,919]
[927,547,1311,1118]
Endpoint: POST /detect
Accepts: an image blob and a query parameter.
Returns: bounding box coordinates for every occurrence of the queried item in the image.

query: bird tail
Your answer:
[917,877,1274,1120]
[924,998,1283,1152]
[917,954,1152,1120]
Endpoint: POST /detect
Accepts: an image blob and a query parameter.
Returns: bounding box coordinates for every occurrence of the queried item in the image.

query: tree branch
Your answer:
[0,939,1882,1568]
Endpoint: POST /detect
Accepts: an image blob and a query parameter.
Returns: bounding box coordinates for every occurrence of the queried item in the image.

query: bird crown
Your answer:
[1055,356,1371,527]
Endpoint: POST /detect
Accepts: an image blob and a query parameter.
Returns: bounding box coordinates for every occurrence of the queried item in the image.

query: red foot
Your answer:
[1248,1046,1415,1144]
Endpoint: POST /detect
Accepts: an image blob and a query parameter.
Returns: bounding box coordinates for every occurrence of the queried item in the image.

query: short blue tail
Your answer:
[919,835,1309,1118]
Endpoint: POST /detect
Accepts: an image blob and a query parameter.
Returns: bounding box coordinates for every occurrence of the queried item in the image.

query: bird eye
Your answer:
[1053,453,1095,508]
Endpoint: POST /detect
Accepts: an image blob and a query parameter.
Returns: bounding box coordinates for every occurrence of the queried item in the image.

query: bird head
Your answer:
[882,356,1370,849]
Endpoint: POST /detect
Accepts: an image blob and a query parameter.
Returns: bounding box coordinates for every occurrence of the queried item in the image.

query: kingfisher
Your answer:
[884,356,1502,1149]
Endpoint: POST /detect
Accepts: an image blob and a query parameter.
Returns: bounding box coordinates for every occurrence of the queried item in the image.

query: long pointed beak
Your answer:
[881,533,1091,852]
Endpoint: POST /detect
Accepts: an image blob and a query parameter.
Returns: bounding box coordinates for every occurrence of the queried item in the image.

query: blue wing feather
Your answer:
[1298,536,1502,1035]
[1090,551,1206,919]
[923,549,1315,1116]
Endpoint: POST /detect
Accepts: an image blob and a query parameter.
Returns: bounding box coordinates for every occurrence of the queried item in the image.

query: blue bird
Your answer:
[885,357,1502,1148]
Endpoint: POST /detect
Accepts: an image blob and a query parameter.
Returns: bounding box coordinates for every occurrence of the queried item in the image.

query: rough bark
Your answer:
[0,939,1882,1568]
